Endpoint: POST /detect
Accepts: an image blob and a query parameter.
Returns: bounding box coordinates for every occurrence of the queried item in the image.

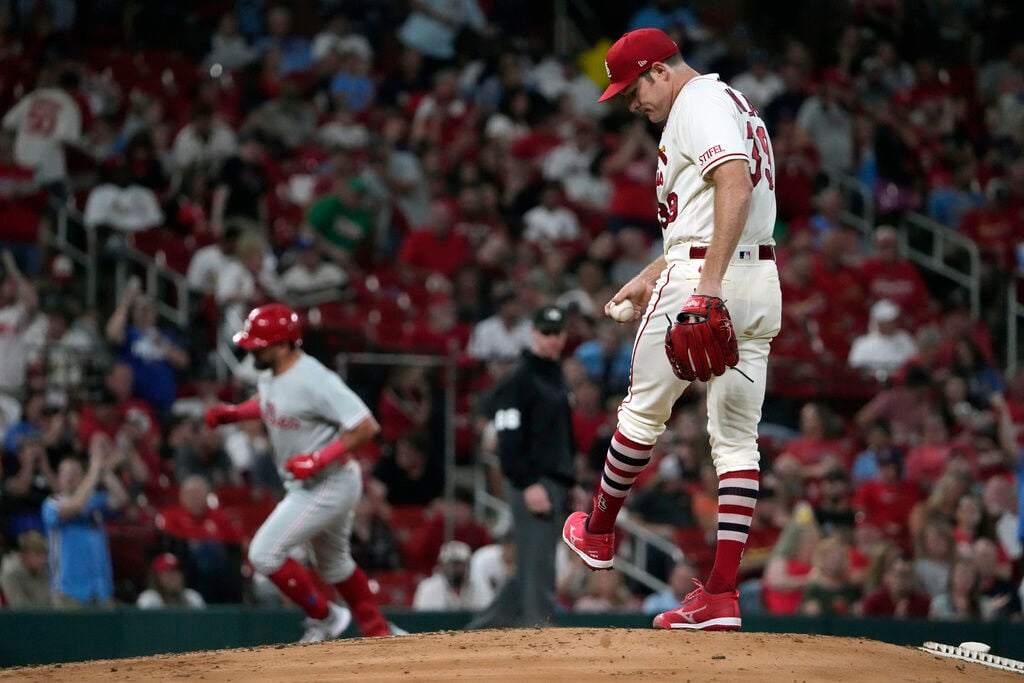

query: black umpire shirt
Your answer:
[488,350,576,489]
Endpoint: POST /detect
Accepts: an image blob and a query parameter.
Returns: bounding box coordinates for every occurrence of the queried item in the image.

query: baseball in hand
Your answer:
[607,299,635,323]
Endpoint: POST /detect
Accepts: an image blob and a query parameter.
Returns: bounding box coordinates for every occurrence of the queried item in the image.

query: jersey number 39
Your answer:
[726,87,774,191]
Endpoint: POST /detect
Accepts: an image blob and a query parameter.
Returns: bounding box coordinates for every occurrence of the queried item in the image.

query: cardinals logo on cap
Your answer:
[604,59,611,80]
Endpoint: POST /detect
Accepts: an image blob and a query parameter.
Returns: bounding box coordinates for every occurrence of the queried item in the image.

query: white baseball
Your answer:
[607,299,635,323]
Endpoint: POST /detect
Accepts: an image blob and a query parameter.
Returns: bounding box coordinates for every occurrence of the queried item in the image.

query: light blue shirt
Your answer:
[397,0,486,60]
[643,590,681,614]
[42,492,115,602]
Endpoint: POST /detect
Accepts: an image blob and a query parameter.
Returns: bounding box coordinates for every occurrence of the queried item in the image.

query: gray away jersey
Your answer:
[257,353,371,469]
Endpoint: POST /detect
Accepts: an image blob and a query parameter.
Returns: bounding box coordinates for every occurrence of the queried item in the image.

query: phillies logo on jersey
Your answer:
[263,401,301,430]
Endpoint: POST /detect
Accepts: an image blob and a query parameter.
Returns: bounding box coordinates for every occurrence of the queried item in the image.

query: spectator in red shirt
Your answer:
[156,475,243,544]
[76,386,124,448]
[600,119,658,237]
[951,494,988,559]
[852,449,920,546]
[811,228,867,360]
[409,69,477,154]
[762,503,820,615]
[770,120,819,228]
[861,554,932,618]
[858,225,934,328]
[779,402,851,480]
[156,474,243,603]
[404,488,492,574]
[570,378,607,460]
[959,178,1022,273]
[775,245,826,360]
[377,366,433,446]
[0,130,44,276]
[903,411,953,488]
[403,294,471,354]
[397,198,471,280]
[935,290,997,369]
[855,364,936,446]
[105,361,160,436]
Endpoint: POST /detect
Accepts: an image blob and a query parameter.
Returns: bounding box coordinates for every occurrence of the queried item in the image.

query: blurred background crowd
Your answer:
[0,0,1022,622]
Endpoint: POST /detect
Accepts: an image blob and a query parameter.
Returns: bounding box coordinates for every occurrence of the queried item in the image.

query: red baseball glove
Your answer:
[664,294,739,382]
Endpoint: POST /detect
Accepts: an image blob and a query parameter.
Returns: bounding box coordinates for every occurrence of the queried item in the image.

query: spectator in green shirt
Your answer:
[305,175,372,270]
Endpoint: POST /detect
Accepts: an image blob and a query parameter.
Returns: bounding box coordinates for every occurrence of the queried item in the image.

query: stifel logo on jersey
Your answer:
[264,401,301,430]
[698,144,726,166]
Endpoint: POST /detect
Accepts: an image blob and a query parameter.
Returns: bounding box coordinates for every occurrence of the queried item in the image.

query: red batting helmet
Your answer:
[233,303,302,350]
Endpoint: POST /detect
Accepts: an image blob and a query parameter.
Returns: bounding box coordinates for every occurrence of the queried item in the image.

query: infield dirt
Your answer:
[3,628,1017,681]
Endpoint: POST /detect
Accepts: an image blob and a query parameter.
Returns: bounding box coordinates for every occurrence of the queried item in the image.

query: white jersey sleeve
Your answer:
[312,365,373,431]
[679,88,750,178]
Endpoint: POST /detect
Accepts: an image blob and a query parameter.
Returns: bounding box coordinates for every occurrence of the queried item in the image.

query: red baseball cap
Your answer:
[598,28,681,102]
[151,553,181,573]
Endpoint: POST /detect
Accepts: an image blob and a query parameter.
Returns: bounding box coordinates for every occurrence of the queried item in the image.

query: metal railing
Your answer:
[828,173,875,238]
[898,211,981,318]
[472,456,682,595]
[41,202,98,310]
[112,239,191,329]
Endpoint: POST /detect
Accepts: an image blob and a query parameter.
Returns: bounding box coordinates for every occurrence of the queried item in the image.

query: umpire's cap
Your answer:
[533,305,566,335]
[233,303,302,350]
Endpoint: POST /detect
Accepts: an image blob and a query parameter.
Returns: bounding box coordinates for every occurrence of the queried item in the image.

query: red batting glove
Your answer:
[204,404,235,428]
[284,452,323,480]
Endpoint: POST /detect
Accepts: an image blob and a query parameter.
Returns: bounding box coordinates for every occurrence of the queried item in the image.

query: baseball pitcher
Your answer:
[562,28,782,631]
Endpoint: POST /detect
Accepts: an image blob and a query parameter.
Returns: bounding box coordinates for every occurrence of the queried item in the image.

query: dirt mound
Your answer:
[4,628,1018,682]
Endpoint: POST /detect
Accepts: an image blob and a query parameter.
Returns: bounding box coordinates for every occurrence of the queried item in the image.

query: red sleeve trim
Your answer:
[700,152,748,177]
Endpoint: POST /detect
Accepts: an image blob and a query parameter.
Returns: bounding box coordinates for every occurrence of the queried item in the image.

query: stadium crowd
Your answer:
[0,0,1022,622]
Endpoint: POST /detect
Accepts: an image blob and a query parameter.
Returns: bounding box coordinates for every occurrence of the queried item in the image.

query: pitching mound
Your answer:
[4,628,1018,681]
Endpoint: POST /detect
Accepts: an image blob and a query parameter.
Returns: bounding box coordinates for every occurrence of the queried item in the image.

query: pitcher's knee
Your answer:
[616,407,666,446]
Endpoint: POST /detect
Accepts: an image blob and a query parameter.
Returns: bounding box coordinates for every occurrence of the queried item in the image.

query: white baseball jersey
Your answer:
[256,352,371,473]
[656,74,776,252]
[2,88,82,183]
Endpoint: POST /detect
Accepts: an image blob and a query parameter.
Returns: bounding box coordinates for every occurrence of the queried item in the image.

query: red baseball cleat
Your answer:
[652,580,741,631]
[562,512,614,570]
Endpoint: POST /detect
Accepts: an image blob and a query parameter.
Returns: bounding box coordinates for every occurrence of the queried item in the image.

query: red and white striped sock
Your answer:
[587,430,654,534]
[705,470,759,594]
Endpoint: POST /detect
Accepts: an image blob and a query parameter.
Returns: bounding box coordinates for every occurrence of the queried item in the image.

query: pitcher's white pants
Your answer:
[616,246,782,475]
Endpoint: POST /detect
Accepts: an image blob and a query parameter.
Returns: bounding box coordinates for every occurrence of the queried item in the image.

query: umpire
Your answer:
[468,305,578,628]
